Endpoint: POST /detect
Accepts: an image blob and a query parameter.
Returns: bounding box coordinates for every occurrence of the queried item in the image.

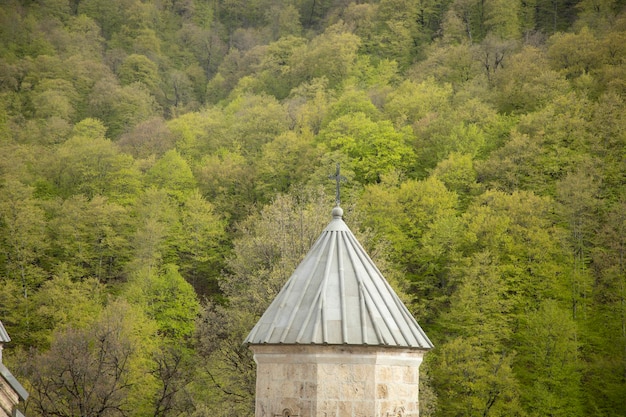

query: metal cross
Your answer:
[328,163,346,206]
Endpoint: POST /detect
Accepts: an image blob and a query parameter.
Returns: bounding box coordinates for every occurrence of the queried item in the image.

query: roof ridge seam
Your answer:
[338,232,348,344]
[280,232,332,343]
[295,232,336,343]
[319,232,337,344]
[345,235,386,345]
[348,232,404,345]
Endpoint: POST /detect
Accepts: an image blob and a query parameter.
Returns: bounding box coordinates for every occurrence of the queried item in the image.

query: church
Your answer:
[245,195,433,417]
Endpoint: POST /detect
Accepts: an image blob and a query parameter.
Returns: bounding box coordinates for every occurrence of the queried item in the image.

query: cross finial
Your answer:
[328,163,346,206]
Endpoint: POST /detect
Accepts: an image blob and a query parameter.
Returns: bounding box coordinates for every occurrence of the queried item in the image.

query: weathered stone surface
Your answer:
[251,345,425,417]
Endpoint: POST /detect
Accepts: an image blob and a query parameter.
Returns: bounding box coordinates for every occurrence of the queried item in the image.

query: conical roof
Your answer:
[245,206,433,349]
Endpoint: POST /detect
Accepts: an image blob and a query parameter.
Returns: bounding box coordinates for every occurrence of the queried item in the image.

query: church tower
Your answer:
[245,204,433,417]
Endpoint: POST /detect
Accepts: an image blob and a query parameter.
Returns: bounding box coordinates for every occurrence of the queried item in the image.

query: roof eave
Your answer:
[0,364,29,402]
[246,340,434,350]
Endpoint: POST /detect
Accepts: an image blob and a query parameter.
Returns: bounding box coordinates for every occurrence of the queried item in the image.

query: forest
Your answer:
[0,0,625,415]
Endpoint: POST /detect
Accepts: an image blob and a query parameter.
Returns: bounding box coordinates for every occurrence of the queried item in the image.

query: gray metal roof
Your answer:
[245,206,433,349]
[0,321,10,343]
[0,363,29,401]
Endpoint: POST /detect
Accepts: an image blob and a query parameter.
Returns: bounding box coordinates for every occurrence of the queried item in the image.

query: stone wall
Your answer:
[250,345,425,417]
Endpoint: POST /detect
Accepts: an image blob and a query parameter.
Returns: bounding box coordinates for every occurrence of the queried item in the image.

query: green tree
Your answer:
[194,150,257,223]
[288,76,332,134]
[322,87,381,126]
[586,92,626,199]
[360,176,462,322]
[430,190,582,415]
[516,300,583,416]
[31,275,106,346]
[167,107,229,160]
[586,199,626,414]
[383,78,453,129]
[410,42,482,88]
[431,152,481,205]
[0,178,48,299]
[432,252,523,416]
[576,0,621,29]
[265,3,302,40]
[547,27,601,79]
[164,69,197,112]
[64,15,106,58]
[255,130,320,197]
[44,121,141,202]
[125,264,200,341]
[78,0,138,39]
[594,25,626,96]
[194,301,256,417]
[445,0,511,42]
[296,0,334,27]
[318,112,415,183]
[88,77,160,139]
[371,8,420,68]
[0,280,47,348]
[240,35,308,99]
[534,0,579,33]
[178,190,227,296]
[492,46,570,114]
[480,93,594,195]
[444,251,514,344]
[40,272,103,316]
[177,23,227,79]
[556,169,600,320]
[45,195,131,283]
[427,122,488,164]
[431,336,523,417]
[488,0,523,38]
[118,54,160,92]
[460,190,570,311]
[146,149,197,202]
[223,93,290,156]
[288,25,361,90]
[31,79,79,123]
[127,188,179,276]
[476,130,544,192]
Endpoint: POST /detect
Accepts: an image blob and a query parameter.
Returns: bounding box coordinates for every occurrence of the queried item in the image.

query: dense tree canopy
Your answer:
[1,0,626,416]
